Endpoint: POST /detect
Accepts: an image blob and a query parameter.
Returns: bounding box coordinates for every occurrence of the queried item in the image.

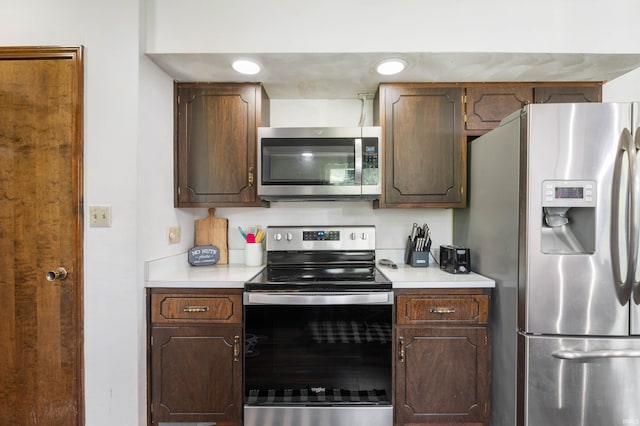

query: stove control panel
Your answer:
[303,230,340,241]
[267,226,376,251]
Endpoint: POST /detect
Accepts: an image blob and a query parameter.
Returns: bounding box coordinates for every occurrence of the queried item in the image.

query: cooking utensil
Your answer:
[379,258,398,269]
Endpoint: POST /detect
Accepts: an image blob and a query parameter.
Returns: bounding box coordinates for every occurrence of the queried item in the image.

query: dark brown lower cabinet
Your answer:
[148,289,243,426]
[394,289,491,426]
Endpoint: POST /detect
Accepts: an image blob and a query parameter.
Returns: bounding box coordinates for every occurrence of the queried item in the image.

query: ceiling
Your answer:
[147,52,640,99]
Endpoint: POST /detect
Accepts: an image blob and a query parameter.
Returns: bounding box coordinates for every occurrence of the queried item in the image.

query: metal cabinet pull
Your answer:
[233,335,240,362]
[248,167,255,188]
[429,307,456,314]
[398,337,405,363]
[46,267,68,281]
[182,305,210,313]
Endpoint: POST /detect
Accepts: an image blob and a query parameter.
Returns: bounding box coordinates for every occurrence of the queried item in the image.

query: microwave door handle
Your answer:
[354,138,362,185]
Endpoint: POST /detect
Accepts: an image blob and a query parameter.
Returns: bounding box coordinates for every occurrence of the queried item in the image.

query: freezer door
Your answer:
[521,334,640,426]
[523,102,633,336]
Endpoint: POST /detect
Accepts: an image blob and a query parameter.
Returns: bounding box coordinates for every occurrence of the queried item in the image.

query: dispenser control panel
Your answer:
[542,180,596,207]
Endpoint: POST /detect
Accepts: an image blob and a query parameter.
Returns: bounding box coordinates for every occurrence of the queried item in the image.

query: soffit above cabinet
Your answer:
[146,51,640,99]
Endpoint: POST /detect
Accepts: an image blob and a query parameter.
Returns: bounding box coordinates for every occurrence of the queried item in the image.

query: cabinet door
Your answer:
[395,326,490,425]
[533,84,601,104]
[465,85,532,134]
[150,325,242,424]
[376,85,465,208]
[175,83,268,207]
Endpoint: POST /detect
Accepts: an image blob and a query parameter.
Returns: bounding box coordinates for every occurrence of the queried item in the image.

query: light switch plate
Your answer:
[89,205,111,227]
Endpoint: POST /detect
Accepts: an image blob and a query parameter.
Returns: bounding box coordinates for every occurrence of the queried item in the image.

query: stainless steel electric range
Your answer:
[244,225,393,426]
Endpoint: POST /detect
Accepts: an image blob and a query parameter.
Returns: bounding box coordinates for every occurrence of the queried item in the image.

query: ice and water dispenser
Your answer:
[541,180,596,254]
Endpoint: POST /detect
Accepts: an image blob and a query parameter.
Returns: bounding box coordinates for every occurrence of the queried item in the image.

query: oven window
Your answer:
[261,138,355,185]
[244,304,392,406]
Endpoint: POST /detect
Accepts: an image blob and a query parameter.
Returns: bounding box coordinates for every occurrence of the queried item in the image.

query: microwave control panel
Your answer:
[362,138,379,169]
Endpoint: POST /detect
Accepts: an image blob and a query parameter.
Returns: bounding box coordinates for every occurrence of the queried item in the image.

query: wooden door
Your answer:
[0,47,84,425]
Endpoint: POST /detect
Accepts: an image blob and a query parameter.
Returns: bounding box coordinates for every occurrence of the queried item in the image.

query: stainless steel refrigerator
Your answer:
[453,102,640,426]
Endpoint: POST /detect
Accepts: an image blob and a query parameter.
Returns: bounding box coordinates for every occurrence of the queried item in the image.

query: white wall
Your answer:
[3,1,640,425]
[147,0,640,54]
[1,1,143,424]
[603,68,640,101]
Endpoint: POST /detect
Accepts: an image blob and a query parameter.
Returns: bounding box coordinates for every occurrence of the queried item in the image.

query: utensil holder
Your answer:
[404,237,431,267]
[244,243,263,266]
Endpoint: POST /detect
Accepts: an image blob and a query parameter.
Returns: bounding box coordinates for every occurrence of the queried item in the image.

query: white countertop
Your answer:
[145,253,494,289]
[377,263,494,288]
[145,253,263,288]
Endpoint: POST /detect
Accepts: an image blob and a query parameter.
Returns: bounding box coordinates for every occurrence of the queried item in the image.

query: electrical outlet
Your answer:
[168,226,181,244]
[89,205,111,227]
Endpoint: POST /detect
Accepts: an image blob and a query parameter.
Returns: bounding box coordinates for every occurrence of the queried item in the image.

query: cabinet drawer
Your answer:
[151,292,242,324]
[396,294,489,325]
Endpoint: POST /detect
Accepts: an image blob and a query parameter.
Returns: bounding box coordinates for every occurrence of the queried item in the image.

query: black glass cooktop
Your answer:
[245,265,391,292]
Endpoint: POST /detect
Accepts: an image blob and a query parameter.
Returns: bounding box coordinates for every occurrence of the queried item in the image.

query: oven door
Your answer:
[243,291,393,426]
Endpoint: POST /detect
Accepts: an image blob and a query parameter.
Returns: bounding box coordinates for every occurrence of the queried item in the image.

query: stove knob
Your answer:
[286,232,293,241]
[350,232,357,240]
[274,233,282,241]
[361,233,368,240]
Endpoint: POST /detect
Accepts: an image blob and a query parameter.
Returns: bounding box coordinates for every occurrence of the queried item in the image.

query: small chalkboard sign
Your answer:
[188,245,220,266]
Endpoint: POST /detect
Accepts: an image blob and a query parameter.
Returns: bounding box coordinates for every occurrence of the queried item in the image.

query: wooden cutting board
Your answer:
[195,208,228,264]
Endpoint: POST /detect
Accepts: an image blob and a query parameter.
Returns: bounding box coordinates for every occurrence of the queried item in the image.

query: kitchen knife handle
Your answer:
[398,336,405,363]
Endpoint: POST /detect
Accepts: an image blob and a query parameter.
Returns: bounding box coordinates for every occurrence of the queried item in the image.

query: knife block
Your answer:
[404,237,431,267]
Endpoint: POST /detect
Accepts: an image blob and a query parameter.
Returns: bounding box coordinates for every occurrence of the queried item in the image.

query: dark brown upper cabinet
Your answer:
[533,84,602,104]
[174,83,270,207]
[465,85,533,134]
[374,84,466,208]
[464,82,602,136]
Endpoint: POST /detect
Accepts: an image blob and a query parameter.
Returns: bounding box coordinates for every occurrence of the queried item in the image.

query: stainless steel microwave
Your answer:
[257,126,382,201]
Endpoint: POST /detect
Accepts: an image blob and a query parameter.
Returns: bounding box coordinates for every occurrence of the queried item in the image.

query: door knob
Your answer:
[46,267,68,281]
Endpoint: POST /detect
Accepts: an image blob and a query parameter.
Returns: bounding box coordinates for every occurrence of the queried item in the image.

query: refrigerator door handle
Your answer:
[611,128,636,304]
[553,349,640,360]
[634,128,640,305]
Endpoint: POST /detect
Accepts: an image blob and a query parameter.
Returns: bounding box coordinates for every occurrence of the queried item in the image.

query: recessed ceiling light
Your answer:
[376,58,407,75]
[232,59,261,75]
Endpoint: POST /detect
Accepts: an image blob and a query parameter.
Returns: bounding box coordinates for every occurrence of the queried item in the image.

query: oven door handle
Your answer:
[243,291,394,305]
